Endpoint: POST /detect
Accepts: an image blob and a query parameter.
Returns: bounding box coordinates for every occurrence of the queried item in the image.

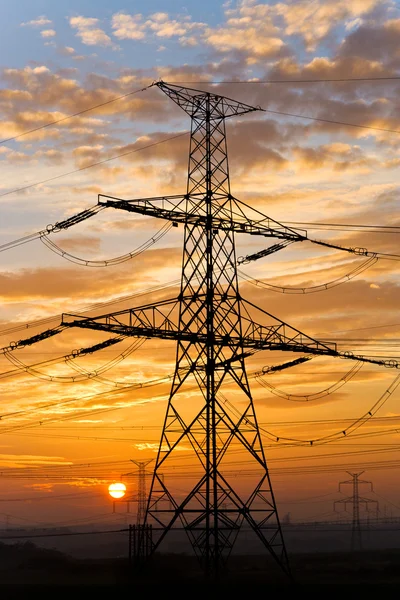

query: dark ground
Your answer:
[1,541,400,595]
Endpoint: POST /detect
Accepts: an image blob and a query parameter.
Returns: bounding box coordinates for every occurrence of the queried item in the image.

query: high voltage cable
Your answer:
[12,431,160,443]
[8,449,400,477]
[172,77,400,84]
[1,349,399,444]
[40,221,173,267]
[0,286,398,340]
[284,226,400,234]
[11,433,400,447]
[255,360,363,402]
[9,431,400,454]
[0,379,170,428]
[0,83,153,145]
[0,131,189,198]
[1,99,399,201]
[260,107,400,135]
[0,528,128,540]
[2,76,399,147]
[265,426,400,447]
[1,322,399,441]
[1,445,397,473]
[170,80,400,134]
[4,456,400,479]
[371,491,400,512]
[0,490,102,502]
[282,220,400,232]
[16,414,400,429]
[0,458,132,471]
[0,278,181,337]
[239,256,378,295]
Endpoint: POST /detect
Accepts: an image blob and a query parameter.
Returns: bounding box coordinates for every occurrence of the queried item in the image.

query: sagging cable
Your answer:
[0,205,104,254]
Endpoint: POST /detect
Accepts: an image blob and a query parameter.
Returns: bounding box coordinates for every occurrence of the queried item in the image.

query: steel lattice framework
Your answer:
[334,471,378,552]
[52,82,390,577]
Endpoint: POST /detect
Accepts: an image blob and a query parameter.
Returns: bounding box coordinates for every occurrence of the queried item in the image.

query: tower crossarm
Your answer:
[61,298,181,341]
[2,300,398,371]
[98,194,305,242]
[55,299,399,369]
[155,80,261,119]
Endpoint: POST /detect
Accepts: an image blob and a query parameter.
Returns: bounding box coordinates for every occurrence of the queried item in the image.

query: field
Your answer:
[1,540,400,593]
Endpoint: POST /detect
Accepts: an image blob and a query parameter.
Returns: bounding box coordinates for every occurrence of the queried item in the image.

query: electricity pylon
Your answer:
[57,81,374,577]
[131,459,153,525]
[334,471,378,551]
[115,459,153,522]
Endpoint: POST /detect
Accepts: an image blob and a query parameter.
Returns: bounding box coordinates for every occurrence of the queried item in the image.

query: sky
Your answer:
[1,0,400,533]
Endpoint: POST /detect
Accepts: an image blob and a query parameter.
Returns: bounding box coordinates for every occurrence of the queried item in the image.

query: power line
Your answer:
[294,227,399,234]
[283,221,400,230]
[13,415,400,429]
[3,76,397,149]
[0,528,128,540]
[172,77,400,84]
[282,221,400,233]
[0,131,189,198]
[0,491,101,502]
[0,84,152,145]
[0,118,396,204]
[1,97,399,201]
[260,107,400,135]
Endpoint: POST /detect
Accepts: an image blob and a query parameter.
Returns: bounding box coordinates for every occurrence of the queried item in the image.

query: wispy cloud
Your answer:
[21,15,52,28]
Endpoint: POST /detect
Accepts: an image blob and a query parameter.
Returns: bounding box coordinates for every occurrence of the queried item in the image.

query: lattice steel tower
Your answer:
[334,471,377,551]
[61,81,345,577]
[132,459,153,525]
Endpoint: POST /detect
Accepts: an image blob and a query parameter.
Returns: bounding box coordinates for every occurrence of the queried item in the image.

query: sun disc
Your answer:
[108,482,126,499]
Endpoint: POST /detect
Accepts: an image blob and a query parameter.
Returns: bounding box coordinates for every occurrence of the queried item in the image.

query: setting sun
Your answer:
[108,482,126,499]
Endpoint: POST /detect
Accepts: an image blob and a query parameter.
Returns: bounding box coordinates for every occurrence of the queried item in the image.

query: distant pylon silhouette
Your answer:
[334,471,378,551]
[131,459,153,525]
[114,459,153,520]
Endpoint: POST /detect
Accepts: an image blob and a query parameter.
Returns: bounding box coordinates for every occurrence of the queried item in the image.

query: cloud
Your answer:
[205,27,286,59]
[203,3,288,60]
[274,0,381,51]
[0,247,181,303]
[58,46,76,56]
[0,453,71,468]
[339,18,400,65]
[40,29,56,38]
[148,13,203,38]
[111,13,146,40]
[292,142,374,172]
[69,15,113,47]
[111,11,206,41]
[134,442,189,451]
[52,236,102,253]
[21,16,52,27]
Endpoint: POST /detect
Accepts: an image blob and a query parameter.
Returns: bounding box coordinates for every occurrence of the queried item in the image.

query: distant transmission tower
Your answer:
[131,459,153,525]
[54,81,389,578]
[115,459,153,522]
[334,471,378,551]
